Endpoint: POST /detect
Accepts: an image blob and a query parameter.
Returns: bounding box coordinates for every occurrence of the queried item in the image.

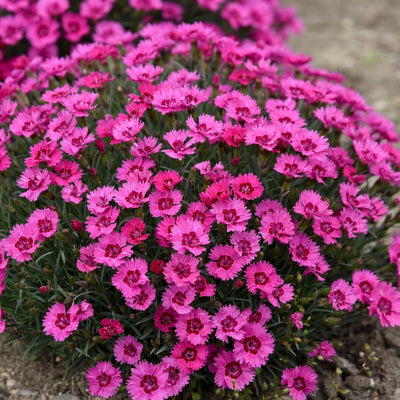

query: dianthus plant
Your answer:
[1,17,400,400]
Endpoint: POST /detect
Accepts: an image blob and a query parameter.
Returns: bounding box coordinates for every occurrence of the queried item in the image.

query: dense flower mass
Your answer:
[0,1,399,400]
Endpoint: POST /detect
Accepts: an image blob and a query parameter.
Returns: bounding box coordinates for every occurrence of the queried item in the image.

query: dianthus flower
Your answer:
[51,160,82,186]
[231,173,263,200]
[289,233,320,268]
[176,308,213,345]
[206,244,244,280]
[281,365,318,400]
[162,129,198,160]
[148,189,183,218]
[114,335,143,365]
[121,217,149,245]
[25,140,62,168]
[230,230,260,265]
[17,167,51,201]
[233,323,275,368]
[214,350,255,391]
[274,153,308,178]
[210,197,251,232]
[308,341,336,362]
[114,181,151,209]
[98,318,124,339]
[162,284,195,315]
[171,341,208,374]
[368,281,400,327]
[352,269,379,304]
[164,252,200,286]
[61,91,99,117]
[86,361,122,399]
[328,279,357,312]
[245,121,280,151]
[312,215,342,244]
[212,304,247,342]
[3,224,40,262]
[290,312,304,330]
[259,208,296,244]
[159,356,190,398]
[154,305,178,333]
[27,208,58,241]
[85,207,120,239]
[291,128,329,157]
[293,190,332,219]
[186,114,224,144]
[124,282,156,311]
[42,302,80,342]
[339,207,368,238]
[245,261,280,297]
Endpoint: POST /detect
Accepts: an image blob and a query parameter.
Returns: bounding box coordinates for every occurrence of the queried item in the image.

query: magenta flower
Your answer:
[112,116,144,143]
[245,261,280,297]
[17,167,51,201]
[114,180,151,209]
[206,244,244,281]
[51,160,82,186]
[352,269,379,304]
[289,233,320,268]
[230,230,260,265]
[274,154,308,178]
[308,341,336,362]
[291,128,329,157]
[293,190,332,219]
[42,302,80,342]
[170,217,210,256]
[214,350,255,391]
[25,140,62,168]
[160,356,190,398]
[87,186,116,215]
[126,64,164,83]
[85,206,120,239]
[233,323,275,368]
[76,243,99,273]
[98,318,124,339]
[171,341,208,374]
[176,308,212,345]
[27,208,58,241]
[290,312,304,330]
[339,207,368,238]
[94,232,133,269]
[114,335,143,365]
[243,304,272,325]
[162,284,195,315]
[212,304,247,343]
[164,252,200,286]
[127,361,168,400]
[312,215,342,244]
[259,208,296,245]
[148,189,183,218]
[62,13,90,43]
[281,365,318,400]
[245,121,280,151]
[162,129,198,160]
[231,173,263,200]
[61,180,88,204]
[328,279,357,312]
[124,282,156,311]
[211,197,251,232]
[3,224,40,262]
[154,305,178,333]
[111,258,149,298]
[61,91,99,117]
[86,361,122,399]
[368,281,400,327]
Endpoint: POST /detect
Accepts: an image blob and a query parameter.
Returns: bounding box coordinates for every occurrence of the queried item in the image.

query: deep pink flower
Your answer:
[112,116,144,143]
[25,140,62,168]
[149,189,183,218]
[245,261,280,297]
[126,64,164,83]
[114,335,143,365]
[308,341,336,362]
[159,356,190,398]
[94,232,133,269]
[86,361,122,399]
[242,304,272,326]
[293,190,332,219]
[124,282,156,311]
[42,302,80,342]
[27,208,58,240]
[85,207,120,239]
[281,365,318,400]
[153,171,182,192]
[162,284,195,315]
[87,186,116,215]
[98,318,124,339]
[26,18,59,49]
[206,244,244,281]
[130,136,162,158]
[245,120,280,151]
[121,218,149,245]
[162,129,198,160]
[214,350,255,391]
[76,243,99,273]
[62,13,90,42]
[233,323,275,368]
[339,207,368,238]
[114,181,151,209]
[289,233,320,268]
[312,215,342,244]
[127,361,168,400]
[290,312,304,330]
[154,305,178,333]
[352,269,379,304]
[17,167,51,201]
[231,173,263,200]
[274,153,308,178]
[176,308,212,345]
[51,160,82,187]
[291,128,329,157]
[230,230,260,265]
[186,114,224,144]
[259,208,296,245]
[111,258,149,298]
[61,91,99,117]
[60,126,95,155]
[212,304,247,343]
[328,279,357,312]
[164,252,200,286]
[368,281,400,327]
[211,198,251,232]
[170,217,210,256]
[3,224,40,262]
[171,341,208,374]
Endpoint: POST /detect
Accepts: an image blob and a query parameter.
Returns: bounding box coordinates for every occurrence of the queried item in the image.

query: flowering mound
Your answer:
[0,0,302,79]
[0,15,400,400]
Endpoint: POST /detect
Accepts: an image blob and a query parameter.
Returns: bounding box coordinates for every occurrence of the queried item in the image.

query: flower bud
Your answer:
[39,286,48,293]
[71,220,83,232]
[95,138,106,154]
[150,260,165,274]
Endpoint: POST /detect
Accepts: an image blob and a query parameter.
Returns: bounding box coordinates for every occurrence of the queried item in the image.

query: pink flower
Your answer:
[153,170,182,192]
[339,207,368,238]
[76,244,99,273]
[186,114,223,144]
[290,312,304,330]
[171,341,208,374]
[111,258,149,298]
[17,167,51,201]
[51,160,82,186]
[245,261,280,297]
[312,215,342,244]
[212,304,247,342]
[98,318,124,339]
[289,233,320,268]
[3,224,40,262]
[148,189,183,218]
[126,64,164,83]
[291,128,329,157]
[176,308,212,345]
[114,181,151,209]
[86,361,122,399]
[127,361,168,400]
[121,218,149,245]
[230,230,260,265]
[162,284,195,315]
[112,116,144,143]
[76,300,94,322]
[242,304,272,325]
[25,140,62,167]
[159,356,190,398]
[352,269,379,304]
[214,350,255,391]
[245,121,280,151]
[170,217,210,256]
[87,186,116,214]
[42,302,80,342]
[274,154,308,178]
[259,208,296,245]
[93,232,133,269]
[114,335,143,365]
[206,244,244,281]
[124,282,156,311]
[231,173,263,200]
[293,190,332,219]
[328,279,357,312]
[62,13,90,42]
[60,126,95,155]
[368,281,400,327]
[130,136,162,158]
[85,206,120,239]
[210,198,251,232]
[164,252,200,286]
[233,323,275,367]
[308,341,336,362]
[281,365,318,400]
[61,91,99,117]
[27,208,58,240]
[162,129,198,160]
[26,18,59,49]
[154,305,178,333]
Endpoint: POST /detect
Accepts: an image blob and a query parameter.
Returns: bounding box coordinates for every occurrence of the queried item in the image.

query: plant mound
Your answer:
[1,15,400,400]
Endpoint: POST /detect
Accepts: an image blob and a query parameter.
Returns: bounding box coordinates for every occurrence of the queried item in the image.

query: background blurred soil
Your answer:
[1,1,400,399]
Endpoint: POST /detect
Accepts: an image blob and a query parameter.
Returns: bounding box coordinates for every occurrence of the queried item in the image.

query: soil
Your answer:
[1,1,400,399]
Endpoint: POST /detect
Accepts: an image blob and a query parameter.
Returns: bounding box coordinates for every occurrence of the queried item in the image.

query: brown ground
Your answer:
[1,1,400,399]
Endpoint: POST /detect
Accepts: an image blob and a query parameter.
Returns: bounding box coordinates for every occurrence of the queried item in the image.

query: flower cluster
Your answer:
[0,2,399,400]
